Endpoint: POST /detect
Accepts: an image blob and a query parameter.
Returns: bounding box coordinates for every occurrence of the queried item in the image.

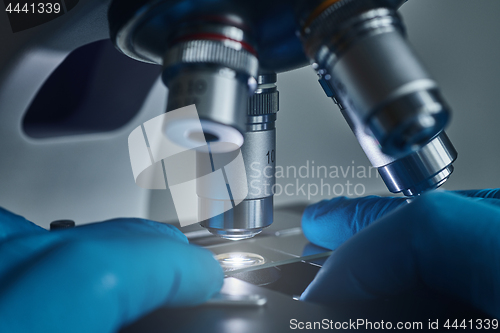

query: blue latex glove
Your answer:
[0,208,223,332]
[301,189,500,318]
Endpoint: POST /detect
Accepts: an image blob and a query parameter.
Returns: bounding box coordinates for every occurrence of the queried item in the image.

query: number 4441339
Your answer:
[5,2,61,14]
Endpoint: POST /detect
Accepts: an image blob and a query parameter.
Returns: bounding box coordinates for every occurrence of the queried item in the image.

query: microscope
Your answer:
[1,0,487,330]
[108,0,457,239]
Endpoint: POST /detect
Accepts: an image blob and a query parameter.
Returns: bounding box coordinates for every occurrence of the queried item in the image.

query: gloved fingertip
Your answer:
[0,207,46,240]
[82,218,189,243]
[299,266,333,305]
[138,219,188,243]
[302,195,409,251]
[164,245,224,307]
[200,252,225,299]
[471,198,500,208]
[301,199,338,250]
[454,188,500,199]
[300,282,313,301]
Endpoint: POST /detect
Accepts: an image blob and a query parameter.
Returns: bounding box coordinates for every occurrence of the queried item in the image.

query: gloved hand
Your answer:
[301,189,500,318]
[0,208,223,333]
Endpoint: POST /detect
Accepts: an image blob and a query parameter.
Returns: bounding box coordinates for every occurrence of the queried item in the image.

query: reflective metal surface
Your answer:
[302,2,451,156]
[201,197,274,240]
[305,0,457,196]
[378,132,457,196]
[161,23,258,147]
[200,74,278,239]
[318,72,457,196]
[164,67,250,145]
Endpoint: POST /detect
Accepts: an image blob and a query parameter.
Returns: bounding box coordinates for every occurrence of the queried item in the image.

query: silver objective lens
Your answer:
[331,86,456,196]
[111,15,259,148]
[303,0,457,196]
[200,73,279,239]
[303,0,450,156]
[162,24,258,148]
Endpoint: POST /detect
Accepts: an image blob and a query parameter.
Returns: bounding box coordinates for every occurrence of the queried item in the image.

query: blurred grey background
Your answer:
[0,0,499,228]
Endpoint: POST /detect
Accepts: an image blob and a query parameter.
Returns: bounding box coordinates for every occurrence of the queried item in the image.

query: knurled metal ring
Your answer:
[247,91,279,115]
[304,0,380,36]
[163,39,259,78]
[303,0,402,61]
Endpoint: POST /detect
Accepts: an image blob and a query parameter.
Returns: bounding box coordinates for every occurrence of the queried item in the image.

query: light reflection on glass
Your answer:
[215,252,265,268]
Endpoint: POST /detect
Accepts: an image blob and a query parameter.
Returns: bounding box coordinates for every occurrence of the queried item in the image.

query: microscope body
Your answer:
[0,0,456,233]
[106,0,457,238]
[109,0,457,239]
